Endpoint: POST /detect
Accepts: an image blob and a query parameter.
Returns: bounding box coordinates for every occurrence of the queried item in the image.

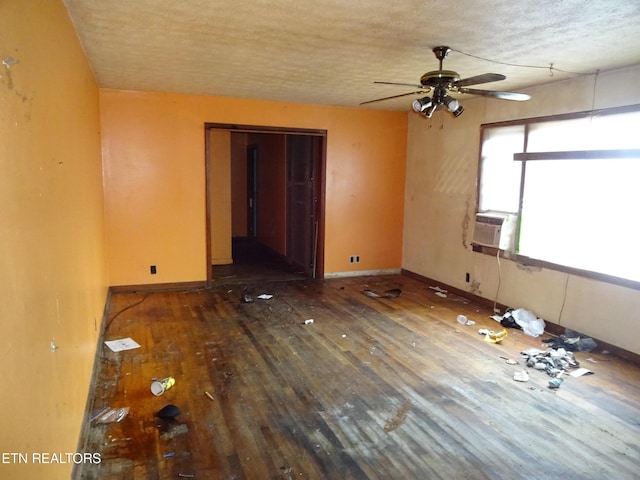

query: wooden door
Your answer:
[286,135,320,277]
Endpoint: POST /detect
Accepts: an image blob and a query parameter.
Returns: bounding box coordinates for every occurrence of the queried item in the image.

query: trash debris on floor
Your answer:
[363,288,402,298]
[156,404,181,419]
[257,294,273,300]
[492,308,545,337]
[241,287,254,303]
[548,377,563,389]
[478,328,508,344]
[205,391,215,401]
[456,315,475,326]
[94,407,130,423]
[513,370,530,382]
[429,286,448,294]
[519,346,594,389]
[569,367,594,377]
[151,376,176,396]
[304,319,314,325]
[500,356,518,365]
[104,337,141,352]
[542,330,598,352]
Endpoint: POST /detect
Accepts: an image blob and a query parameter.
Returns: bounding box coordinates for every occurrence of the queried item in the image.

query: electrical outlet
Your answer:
[465,272,470,283]
[349,255,361,264]
[150,265,157,274]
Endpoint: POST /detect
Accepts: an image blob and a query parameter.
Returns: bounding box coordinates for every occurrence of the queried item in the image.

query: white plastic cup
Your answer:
[151,377,175,396]
[457,315,468,325]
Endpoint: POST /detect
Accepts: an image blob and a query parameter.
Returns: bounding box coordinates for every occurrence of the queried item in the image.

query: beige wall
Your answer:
[0,1,108,478]
[403,65,640,354]
[209,129,233,264]
[100,89,408,285]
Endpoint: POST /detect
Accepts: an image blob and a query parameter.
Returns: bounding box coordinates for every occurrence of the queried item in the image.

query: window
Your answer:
[478,105,640,285]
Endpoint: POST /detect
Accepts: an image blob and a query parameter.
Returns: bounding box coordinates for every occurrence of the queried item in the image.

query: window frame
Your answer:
[476,103,640,291]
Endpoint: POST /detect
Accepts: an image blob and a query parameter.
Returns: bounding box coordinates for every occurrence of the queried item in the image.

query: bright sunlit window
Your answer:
[478,106,640,284]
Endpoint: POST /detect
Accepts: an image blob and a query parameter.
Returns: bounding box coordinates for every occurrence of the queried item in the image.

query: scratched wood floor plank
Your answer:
[75,275,640,479]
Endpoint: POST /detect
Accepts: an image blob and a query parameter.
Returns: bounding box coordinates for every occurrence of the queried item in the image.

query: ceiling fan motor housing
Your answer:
[420,70,461,88]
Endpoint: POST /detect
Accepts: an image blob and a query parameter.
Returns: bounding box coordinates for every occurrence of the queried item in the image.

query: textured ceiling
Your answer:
[63,0,640,111]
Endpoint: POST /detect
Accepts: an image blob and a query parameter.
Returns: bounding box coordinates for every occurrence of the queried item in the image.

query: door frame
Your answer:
[204,123,327,285]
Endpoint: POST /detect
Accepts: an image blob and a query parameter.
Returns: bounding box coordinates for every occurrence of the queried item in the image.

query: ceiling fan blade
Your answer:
[458,87,531,101]
[374,81,425,89]
[454,73,506,87]
[360,90,426,105]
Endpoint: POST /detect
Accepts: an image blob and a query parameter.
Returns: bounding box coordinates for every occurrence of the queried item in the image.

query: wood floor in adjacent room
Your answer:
[75,275,640,479]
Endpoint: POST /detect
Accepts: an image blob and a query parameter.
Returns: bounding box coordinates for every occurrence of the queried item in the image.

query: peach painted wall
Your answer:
[209,129,233,264]
[0,1,108,478]
[403,65,640,354]
[100,89,408,285]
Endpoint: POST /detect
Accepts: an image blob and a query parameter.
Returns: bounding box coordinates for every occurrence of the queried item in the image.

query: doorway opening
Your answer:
[205,124,326,286]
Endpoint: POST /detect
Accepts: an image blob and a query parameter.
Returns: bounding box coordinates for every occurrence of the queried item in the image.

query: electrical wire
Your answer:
[558,274,570,325]
[103,293,151,333]
[493,248,502,313]
[451,48,596,77]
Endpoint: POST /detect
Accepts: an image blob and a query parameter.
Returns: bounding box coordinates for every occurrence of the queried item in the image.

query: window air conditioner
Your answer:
[472,213,518,251]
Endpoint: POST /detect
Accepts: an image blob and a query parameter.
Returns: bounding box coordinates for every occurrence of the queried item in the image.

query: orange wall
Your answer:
[209,129,233,264]
[0,1,108,478]
[101,89,408,285]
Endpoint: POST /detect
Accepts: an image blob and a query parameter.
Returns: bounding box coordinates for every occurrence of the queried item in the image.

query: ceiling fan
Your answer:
[361,46,531,118]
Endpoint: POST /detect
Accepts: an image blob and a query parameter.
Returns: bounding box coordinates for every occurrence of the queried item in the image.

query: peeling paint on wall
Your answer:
[469,280,481,295]
[516,263,542,273]
[461,196,472,249]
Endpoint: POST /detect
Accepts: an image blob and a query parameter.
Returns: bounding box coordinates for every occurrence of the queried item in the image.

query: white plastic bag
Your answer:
[511,308,545,337]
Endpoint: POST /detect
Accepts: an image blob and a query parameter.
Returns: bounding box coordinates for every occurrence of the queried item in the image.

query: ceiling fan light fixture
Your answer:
[444,95,460,112]
[412,96,432,113]
[451,104,464,117]
[421,103,438,118]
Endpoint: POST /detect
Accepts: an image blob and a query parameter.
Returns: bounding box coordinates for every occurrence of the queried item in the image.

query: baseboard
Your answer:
[72,286,112,479]
[401,268,640,366]
[324,268,402,279]
[110,280,207,293]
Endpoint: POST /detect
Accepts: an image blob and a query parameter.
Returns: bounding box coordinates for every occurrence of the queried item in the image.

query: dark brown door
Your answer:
[286,135,321,277]
[246,146,258,238]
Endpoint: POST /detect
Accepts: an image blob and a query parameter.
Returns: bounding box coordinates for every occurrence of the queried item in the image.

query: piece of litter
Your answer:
[257,294,273,300]
[466,320,476,326]
[482,329,507,344]
[104,338,140,352]
[163,452,175,458]
[363,288,401,299]
[429,286,448,293]
[342,334,347,338]
[548,377,563,389]
[90,406,109,421]
[95,407,130,423]
[435,291,447,298]
[505,359,518,365]
[456,315,468,325]
[513,370,529,382]
[569,368,594,377]
[304,319,314,325]
[586,357,598,364]
[205,391,215,401]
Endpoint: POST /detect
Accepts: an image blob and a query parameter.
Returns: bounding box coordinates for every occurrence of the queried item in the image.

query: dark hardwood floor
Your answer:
[75,274,640,479]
